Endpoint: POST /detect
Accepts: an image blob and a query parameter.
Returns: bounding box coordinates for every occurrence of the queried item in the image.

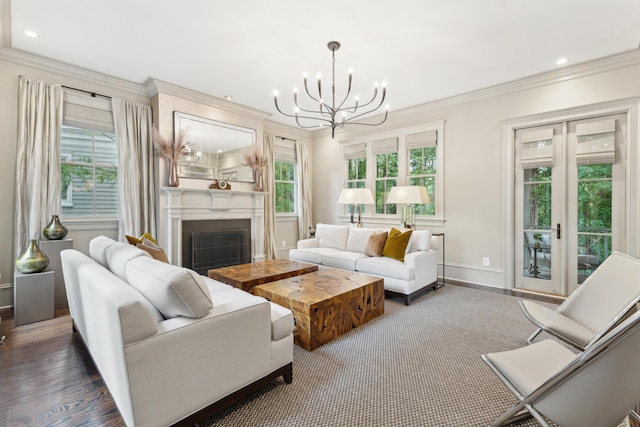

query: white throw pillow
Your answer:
[126,257,213,319]
[316,223,350,250]
[409,230,432,253]
[346,228,381,253]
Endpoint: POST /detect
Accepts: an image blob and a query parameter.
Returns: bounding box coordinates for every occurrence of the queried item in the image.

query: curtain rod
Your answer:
[62,85,112,100]
[277,136,296,142]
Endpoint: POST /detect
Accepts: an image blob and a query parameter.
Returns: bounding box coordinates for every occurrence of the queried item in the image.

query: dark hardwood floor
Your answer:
[0,307,124,426]
[0,282,563,427]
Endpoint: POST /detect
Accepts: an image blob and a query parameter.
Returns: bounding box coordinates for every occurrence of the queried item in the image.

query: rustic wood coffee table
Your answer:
[253,269,384,351]
[208,259,318,293]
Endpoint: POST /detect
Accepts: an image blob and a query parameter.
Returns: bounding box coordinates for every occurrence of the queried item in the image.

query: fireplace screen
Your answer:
[191,229,251,275]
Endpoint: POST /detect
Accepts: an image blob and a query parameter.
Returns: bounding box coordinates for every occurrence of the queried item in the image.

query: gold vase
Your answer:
[167,159,179,187]
[43,214,68,240]
[15,239,49,274]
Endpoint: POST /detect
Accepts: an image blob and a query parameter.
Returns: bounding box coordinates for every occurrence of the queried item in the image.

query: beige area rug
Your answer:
[198,285,629,427]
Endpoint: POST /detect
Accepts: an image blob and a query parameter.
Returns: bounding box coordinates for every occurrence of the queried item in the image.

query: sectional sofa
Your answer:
[289,223,439,305]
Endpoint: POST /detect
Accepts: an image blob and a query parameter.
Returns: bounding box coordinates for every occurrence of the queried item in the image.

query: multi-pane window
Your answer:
[375,152,398,214]
[408,146,436,215]
[275,160,296,214]
[60,126,118,217]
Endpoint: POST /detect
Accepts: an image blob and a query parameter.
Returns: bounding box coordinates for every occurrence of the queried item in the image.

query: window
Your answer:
[275,160,296,214]
[406,130,438,215]
[373,138,398,214]
[344,142,367,214]
[60,126,118,217]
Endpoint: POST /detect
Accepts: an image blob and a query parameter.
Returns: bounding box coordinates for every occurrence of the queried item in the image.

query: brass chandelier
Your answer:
[273,41,389,138]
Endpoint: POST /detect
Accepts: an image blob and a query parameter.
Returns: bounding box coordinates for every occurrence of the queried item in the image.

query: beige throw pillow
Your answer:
[364,231,388,257]
[137,238,169,263]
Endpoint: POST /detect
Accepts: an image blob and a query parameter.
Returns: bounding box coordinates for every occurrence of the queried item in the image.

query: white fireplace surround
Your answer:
[161,187,266,266]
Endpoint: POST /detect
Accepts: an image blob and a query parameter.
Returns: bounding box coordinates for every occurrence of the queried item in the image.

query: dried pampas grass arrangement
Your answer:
[242,145,267,171]
[153,127,190,162]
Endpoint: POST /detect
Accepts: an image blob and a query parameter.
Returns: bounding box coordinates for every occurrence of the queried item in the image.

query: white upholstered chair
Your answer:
[520,251,640,350]
[482,309,640,427]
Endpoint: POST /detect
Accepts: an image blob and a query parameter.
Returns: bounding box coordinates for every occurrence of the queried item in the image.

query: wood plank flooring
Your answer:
[0,307,124,426]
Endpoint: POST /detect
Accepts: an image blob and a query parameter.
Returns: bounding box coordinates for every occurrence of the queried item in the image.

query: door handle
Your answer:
[556,223,561,239]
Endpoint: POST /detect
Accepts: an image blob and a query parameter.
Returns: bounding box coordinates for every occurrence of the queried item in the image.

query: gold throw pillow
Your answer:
[382,228,413,262]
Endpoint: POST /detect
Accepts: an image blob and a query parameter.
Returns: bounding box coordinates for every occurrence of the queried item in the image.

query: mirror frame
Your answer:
[173,111,257,183]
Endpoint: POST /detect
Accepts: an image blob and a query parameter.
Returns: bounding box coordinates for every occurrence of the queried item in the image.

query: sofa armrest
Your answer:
[297,238,319,249]
[404,250,438,287]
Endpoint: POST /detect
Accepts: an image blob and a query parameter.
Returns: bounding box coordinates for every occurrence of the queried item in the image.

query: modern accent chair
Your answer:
[482,309,640,427]
[520,251,640,350]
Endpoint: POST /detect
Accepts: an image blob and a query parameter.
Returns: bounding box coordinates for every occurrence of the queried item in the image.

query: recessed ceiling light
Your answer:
[23,30,39,38]
[556,57,568,65]
[224,95,233,101]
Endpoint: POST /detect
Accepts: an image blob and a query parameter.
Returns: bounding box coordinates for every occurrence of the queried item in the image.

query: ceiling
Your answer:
[7,0,640,129]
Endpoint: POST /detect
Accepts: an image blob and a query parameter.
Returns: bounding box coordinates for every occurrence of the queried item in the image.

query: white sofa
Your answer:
[289,224,439,305]
[61,236,294,427]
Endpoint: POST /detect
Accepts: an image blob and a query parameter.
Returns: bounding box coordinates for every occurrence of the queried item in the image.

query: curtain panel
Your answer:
[296,140,312,240]
[263,133,278,259]
[112,99,156,241]
[15,76,64,257]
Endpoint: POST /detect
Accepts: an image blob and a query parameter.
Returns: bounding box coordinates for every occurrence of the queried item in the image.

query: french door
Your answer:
[515,113,626,296]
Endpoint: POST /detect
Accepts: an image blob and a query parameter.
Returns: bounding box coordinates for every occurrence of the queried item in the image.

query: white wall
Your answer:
[310,52,640,289]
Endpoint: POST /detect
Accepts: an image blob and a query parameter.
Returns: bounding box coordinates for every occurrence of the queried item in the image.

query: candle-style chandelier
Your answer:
[273,41,389,138]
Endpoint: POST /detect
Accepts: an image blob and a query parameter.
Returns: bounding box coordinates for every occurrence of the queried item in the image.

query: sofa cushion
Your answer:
[89,235,118,268]
[357,256,415,281]
[364,231,388,257]
[345,227,378,253]
[106,243,151,281]
[409,230,432,253]
[201,276,233,294]
[126,257,213,319]
[382,228,413,262]
[316,223,350,250]
[269,302,294,341]
[289,247,340,264]
[322,251,369,271]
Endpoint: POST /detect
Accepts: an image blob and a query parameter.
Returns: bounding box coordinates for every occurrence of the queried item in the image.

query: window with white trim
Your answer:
[275,160,296,214]
[373,138,398,215]
[60,90,118,217]
[406,130,437,215]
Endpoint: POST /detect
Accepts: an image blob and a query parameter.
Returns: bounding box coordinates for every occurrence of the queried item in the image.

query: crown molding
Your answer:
[263,119,313,141]
[0,46,149,97]
[145,78,271,121]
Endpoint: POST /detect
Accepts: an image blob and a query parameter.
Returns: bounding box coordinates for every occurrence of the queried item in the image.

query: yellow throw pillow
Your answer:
[126,232,158,246]
[382,228,413,262]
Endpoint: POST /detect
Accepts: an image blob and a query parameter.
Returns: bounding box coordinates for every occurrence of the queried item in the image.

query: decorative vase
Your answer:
[167,159,179,187]
[43,214,68,240]
[15,239,49,274]
[255,169,264,192]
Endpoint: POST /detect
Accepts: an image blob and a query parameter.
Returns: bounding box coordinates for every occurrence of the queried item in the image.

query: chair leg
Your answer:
[527,328,542,345]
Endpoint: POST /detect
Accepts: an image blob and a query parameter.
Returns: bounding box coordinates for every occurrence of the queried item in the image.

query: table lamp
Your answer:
[386,186,430,229]
[338,188,375,227]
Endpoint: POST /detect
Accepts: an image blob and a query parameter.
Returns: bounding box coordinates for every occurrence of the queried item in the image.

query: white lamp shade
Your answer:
[386,186,431,204]
[338,188,375,204]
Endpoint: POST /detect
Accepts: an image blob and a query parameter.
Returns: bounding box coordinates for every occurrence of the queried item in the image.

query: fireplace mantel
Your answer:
[160,187,266,266]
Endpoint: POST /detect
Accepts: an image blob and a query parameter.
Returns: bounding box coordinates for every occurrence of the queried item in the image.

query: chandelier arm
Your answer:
[343,109,390,127]
[303,79,321,103]
[343,100,388,123]
[294,114,334,128]
[354,86,384,110]
[336,80,353,112]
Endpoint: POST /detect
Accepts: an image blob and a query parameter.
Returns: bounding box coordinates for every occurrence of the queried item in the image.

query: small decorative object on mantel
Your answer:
[242,145,267,192]
[209,179,231,190]
[15,239,50,274]
[43,214,68,240]
[153,127,190,188]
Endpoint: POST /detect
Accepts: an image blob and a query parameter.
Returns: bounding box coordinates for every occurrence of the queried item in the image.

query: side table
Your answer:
[40,238,73,308]
[14,270,55,326]
[432,232,445,289]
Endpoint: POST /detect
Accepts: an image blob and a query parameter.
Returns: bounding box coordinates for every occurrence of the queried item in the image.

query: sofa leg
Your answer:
[283,362,293,384]
[404,296,411,306]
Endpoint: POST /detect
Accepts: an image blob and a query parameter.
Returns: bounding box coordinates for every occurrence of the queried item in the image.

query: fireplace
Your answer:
[182,219,251,275]
[160,187,266,267]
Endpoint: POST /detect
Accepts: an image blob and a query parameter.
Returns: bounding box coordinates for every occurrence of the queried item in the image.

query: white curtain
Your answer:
[263,133,278,259]
[15,76,63,257]
[296,140,313,239]
[112,99,156,241]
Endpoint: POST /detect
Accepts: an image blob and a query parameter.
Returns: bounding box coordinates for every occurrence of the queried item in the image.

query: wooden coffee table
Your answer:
[208,259,318,293]
[253,269,384,351]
